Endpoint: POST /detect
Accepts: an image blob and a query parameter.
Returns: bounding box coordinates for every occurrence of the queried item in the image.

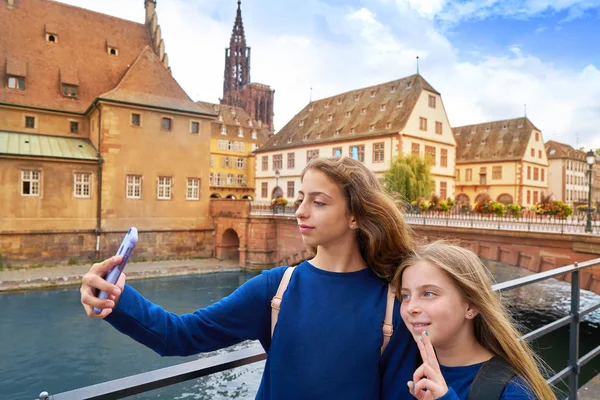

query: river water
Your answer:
[1,262,598,399]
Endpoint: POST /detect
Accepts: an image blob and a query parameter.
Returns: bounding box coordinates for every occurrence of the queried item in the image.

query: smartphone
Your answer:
[93,227,138,315]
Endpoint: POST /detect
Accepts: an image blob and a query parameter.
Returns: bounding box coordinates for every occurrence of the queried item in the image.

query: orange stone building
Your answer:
[0,0,217,265]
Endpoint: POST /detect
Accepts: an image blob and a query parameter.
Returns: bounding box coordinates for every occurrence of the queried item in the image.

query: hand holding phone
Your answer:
[93,227,138,315]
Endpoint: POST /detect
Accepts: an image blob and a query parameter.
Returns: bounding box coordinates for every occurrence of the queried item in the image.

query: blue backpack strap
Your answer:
[467,356,517,400]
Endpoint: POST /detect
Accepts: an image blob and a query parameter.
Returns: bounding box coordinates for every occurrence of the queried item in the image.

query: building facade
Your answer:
[254,74,456,203]
[196,102,270,200]
[452,117,549,207]
[545,140,592,206]
[0,0,217,264]
[221,1,275,131]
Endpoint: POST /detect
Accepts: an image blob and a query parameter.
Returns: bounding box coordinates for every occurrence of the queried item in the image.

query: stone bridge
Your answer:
[211,200,600,294]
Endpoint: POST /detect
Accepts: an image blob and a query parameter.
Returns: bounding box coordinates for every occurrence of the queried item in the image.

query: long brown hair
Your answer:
[301,156,414,281]
[393,241,556,399]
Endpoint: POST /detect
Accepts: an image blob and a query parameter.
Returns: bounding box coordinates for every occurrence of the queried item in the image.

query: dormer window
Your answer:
[396,100,403,108]
[252,130,257,139]
[407,82,412,89]
[350,128,355,135]
[455,131,461,136]
[503,124,507,130]
[335,130,340,136]
[314,117,319,124]
[481,140,486,145]
[6,59,27,90]
[354,94,359,101]
[324,102,330,109]
[345,111,351,118]
[317,133,322,139]
[221,126,227,135]
[337,98,343,105]
[309,105,314,112]
[45,24,58,43]
[303,135,308,141]
[518,121,524,128]
[513,136,519,142]
[7,76,25,90]
[288,138,293,144]
[238,129,244,138]
[218,114,223,122]
[231,108,237,115]
[370,90,376,97]
[391,86,396,93]
[466,141,471,147]
[380,104,386,111]
[485,127,490,132]
[386,122,391,129]
[234,117,240,125]
[248,120,253,127]
[62,84,78,98]
[498,138,503,143]
[327,114,333,121]
[299,120,304,127]
[471,128,476,134]
[369,125,375,132]
[360,108,366,115]
[106,40,119,56]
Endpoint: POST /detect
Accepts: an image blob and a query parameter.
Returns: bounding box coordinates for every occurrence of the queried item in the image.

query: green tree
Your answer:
[383,154,435,203]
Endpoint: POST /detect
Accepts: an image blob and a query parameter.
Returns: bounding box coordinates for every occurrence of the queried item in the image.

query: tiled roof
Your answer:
[196,101,271,142]
[544,140,586,161]
[0,131,98,161]
[99,47,215,116]
[452,117,538,164]
[256,74,438,152]
[0,0,151,113]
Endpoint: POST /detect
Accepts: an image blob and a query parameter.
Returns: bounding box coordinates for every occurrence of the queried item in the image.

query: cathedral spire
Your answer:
[223,0,251,100]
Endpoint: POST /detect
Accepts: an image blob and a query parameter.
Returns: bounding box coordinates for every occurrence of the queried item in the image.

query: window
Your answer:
[252,130,257,139]
[345,111,351,118]
[131,113,141,127]
[411,142,420,155]
[327,114,333,121]
[440,182,447,199]
[62,84,78,98]
[126,175,142,199]
[527,190,531,204]
[386,122,391,129]
[262,156,268,171]
[541,168,545,182]
[479,167,487,185]
[370,90,376,98]
[261,182,268,198]
[337,98,343,105]
[157,177,172,200]
[425,146,436,166]
[349,145,365,162]
[223,157,231,168]
[325,102,330,109]
[535,132,539,141]
[237,158,245,169]
[397,100,403,108]
[488,166,502,181]
[314,117,319,124]
[533,167,539,181]
[70,121,79,134]
[210,155,214,167]
[73,173,91,198]
[503,124,507,130]
[533,191,539,204]
[25,116,36,129]
[354,94,360,101]
[440,148,447,167]
[428,95,436,108]
[527,166,531,180]
[108,46,119,56]
[221,126,227,135]
[333,147,342,157]
[186,178,200,200]
[530,148,535,157]
[373,143,384,163]
[466,169,472,181]
[21,170,40,196]
[455,169,460,181]
[190,121,200,134]
[307,149,320,163]
[273,154,283,170]
[287,153,295,169]
[361,108,366,115]
[369,124,375,132]
[287,181,295,198]
[8,76,25,90]
[419,117,427,131]
[538,150,542,159]
[380,104,386,111]
[162,117,172,131]
[350,128,355,135]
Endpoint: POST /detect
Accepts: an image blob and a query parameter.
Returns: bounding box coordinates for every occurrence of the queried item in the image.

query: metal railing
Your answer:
[249,203,600,235]
[37,259,600,400]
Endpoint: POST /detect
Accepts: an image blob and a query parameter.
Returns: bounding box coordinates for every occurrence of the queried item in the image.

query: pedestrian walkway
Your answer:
[0,258,241,292]
[579,374,600,400]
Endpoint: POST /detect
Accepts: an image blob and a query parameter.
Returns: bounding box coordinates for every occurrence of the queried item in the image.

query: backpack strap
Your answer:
[381,283,396,354]
[467,356,516,400]
[271,266,296,337]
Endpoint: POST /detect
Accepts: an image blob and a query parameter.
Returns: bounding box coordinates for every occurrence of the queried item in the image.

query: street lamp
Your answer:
[585,150,595,233]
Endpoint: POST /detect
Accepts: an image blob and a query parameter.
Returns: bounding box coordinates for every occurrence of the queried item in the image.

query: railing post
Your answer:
[569,264,580,400]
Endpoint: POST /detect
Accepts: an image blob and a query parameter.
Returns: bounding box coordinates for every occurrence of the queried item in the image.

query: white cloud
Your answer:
[55,0,600,150]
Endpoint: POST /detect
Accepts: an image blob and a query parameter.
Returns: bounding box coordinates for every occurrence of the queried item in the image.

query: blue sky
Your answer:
[59,0,600,150]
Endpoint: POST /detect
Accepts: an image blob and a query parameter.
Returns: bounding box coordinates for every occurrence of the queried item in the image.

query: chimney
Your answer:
[144,0,156,25]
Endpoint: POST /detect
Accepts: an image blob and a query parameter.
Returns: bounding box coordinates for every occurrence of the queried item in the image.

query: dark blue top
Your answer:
[105,261,418,399]
[438,362,535,399]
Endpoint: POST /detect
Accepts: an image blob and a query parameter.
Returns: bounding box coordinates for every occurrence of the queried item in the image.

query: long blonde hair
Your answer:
[393,241,556,400]
[301,157,414,281]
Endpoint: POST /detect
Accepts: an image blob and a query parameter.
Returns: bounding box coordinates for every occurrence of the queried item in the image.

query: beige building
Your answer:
[544,140,591,205]
[0,0,217,263]
[452,117,549,207]
[254,74,456,202]
[196,102,271,200]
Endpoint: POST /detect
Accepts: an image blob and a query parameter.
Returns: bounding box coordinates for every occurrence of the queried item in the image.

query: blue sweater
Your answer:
[105,261,418,399]
[438,362,535,399]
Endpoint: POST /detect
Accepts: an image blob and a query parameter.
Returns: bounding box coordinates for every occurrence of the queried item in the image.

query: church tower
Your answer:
[221,1,275,131]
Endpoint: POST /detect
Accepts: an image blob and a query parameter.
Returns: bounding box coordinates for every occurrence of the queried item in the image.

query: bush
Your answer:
[577,204,596,212]
[530,200,573,219]
[507,203,522,219]
[446,198,455,207]
[474,198,506,217]
[271,197,288,207]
